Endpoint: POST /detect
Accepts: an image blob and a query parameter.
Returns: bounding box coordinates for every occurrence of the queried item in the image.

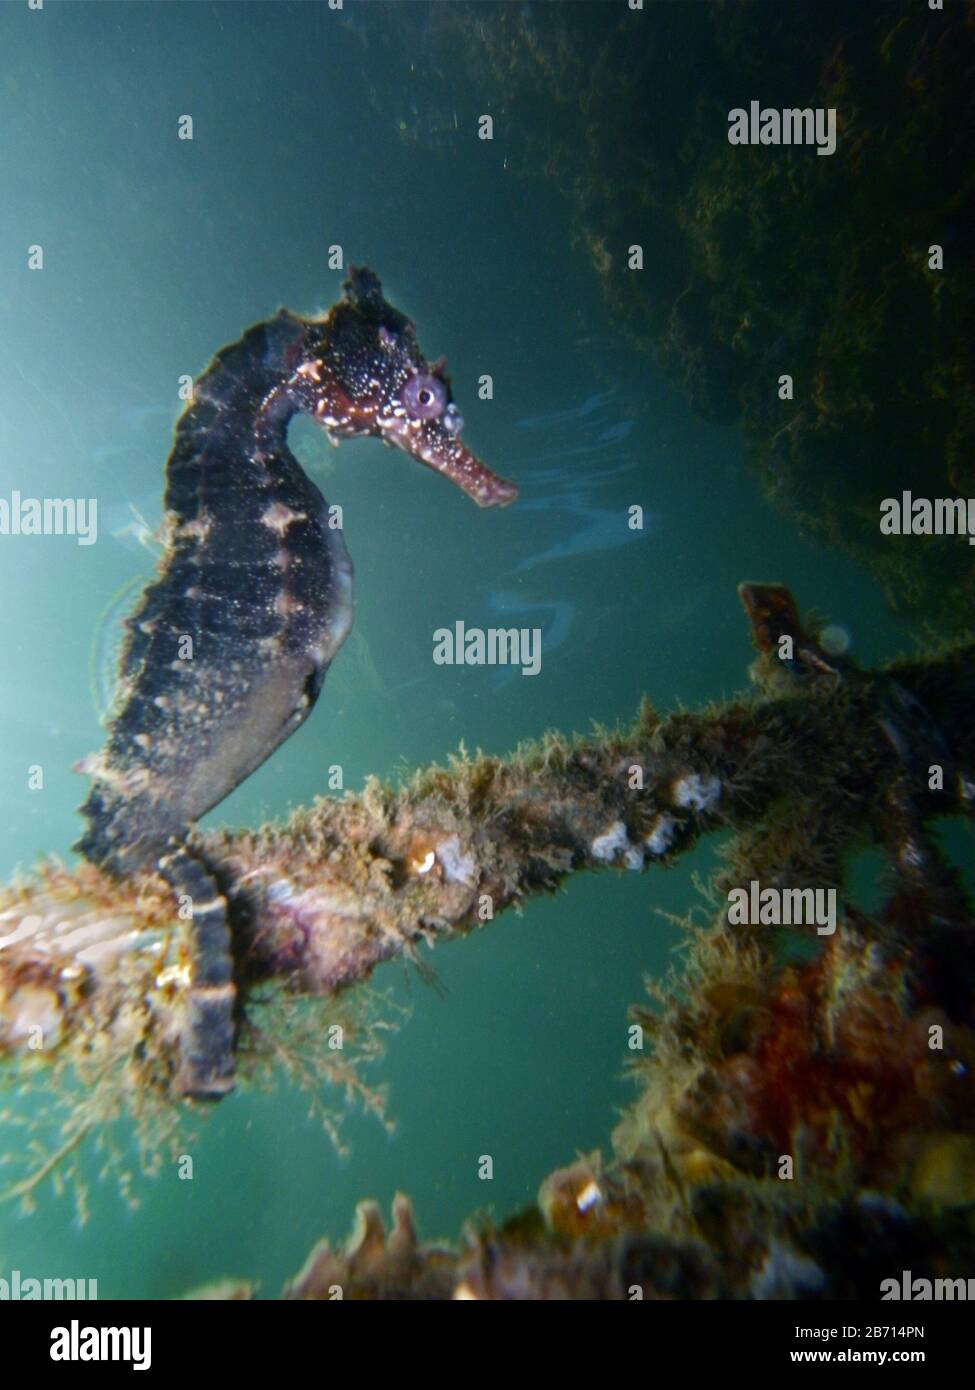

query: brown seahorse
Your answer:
[76,265,516,1098]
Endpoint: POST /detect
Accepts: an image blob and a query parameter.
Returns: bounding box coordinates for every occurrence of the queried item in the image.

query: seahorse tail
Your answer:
[157,843,236,1100]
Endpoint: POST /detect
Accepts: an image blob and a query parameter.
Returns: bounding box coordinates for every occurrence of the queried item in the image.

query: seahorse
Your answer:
[76,265,516,1098]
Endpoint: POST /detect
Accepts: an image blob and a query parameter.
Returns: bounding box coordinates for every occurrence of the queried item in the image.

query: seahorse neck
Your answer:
[167,311,312,496]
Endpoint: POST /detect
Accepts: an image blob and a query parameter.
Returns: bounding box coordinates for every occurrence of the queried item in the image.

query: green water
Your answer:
[0,0,959,1298]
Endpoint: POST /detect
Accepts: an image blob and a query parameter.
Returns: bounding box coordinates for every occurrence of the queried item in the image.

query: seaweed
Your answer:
[411,0,975,638]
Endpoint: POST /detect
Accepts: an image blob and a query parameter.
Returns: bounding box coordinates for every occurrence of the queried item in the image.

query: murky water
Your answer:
[0,0,970,1301]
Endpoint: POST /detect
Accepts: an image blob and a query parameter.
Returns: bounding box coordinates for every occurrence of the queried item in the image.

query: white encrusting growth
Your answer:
[644,814,677,857]
[4,985,62,1049]
[435,834,476,886]
[591,813,682,870]
[591,821,630,862]
[672,773,722,813]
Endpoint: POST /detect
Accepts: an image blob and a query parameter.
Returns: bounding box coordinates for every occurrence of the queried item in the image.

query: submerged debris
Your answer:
[0,588,972,1290]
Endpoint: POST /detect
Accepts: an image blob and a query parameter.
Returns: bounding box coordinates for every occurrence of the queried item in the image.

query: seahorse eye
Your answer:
[403,372,447,420]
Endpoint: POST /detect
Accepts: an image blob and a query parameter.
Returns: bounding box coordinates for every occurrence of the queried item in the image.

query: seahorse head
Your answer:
[295,265,517,508]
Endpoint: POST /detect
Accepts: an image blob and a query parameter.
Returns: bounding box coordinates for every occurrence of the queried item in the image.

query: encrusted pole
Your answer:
[1,591,972,1116]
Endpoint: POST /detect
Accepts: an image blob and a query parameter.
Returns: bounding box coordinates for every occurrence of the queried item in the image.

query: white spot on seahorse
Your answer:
[274,589,303,618]
[261,502,306,535]
[176,512,213,544]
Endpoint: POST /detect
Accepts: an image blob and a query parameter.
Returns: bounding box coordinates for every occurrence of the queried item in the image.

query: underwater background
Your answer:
[0,0,971,1299]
